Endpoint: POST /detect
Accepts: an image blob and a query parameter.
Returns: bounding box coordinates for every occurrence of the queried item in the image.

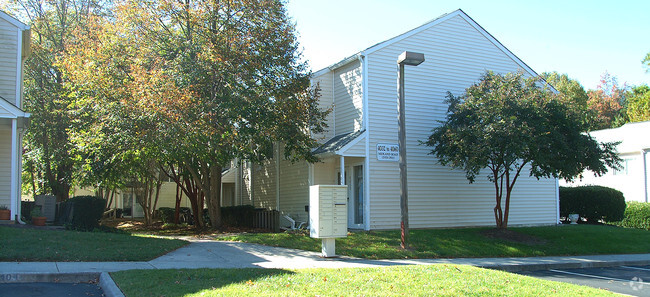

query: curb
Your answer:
[0,272,125,297]
[0,272,99,283]
[482,259,650,272]
[100,272,125,297]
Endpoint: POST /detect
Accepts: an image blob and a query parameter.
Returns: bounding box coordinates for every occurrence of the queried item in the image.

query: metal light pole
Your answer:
[397,51,424,249]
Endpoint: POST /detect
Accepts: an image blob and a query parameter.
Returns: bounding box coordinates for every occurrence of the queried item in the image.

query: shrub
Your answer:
[157,207,175,224]
[21,201,35,221]
[618,202,650,229]
[559,186,626,222]
[221,205,256,228]
[65,196,106,231]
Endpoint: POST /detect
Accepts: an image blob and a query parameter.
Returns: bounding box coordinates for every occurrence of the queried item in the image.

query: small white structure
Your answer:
[310,185,348,257]
[0,11,30,223]
[562,121,650,202]
[227,9,559,230]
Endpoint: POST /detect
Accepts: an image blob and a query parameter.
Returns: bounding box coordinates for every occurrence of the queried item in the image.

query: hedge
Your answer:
[559,186,626,222]
[158,207,175,224]
[220,205,256,228]
[617,202,650,229]
[65,196,106,231]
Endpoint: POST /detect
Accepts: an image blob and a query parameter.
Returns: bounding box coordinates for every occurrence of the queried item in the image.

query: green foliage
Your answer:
[425,71,620,228]
[59,0,329,229]
[0,226,188,261]
[586,72,629,129]
[221,225,650,259]
[9,0,110,201]
[111,266,617,297]
[617,202,650,229]
[29,205,42,218]
[559,186,626,222]
[541,72,589,107]
[157,207,175,224]
[65,195,106,231]
[221,205,256,228]
[626,85,650,122]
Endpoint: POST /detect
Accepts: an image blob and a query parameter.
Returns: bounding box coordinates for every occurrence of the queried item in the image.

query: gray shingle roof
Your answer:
[313,130,365,155]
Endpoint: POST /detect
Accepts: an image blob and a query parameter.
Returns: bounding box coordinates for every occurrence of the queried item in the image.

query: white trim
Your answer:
[0,11,29,30]
[364,11,458,55]
[15,28,22,107]
[312,67,330,78]
[641,148,650,203]
[332,70,336,136]
[555,178,560,224]
[0,98,28,118]
[313,9,539,82]
[348,161,366,229]
[457,12,539,77]
[335,130,367,156]
[363,55,371,231]
[275,145,280,210]
[10,119,18,219]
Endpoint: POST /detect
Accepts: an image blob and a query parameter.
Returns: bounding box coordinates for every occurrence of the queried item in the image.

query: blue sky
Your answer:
[286,0,650,90]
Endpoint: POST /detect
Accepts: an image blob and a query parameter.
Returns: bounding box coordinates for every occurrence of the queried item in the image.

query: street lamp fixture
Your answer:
[397,51,424,249]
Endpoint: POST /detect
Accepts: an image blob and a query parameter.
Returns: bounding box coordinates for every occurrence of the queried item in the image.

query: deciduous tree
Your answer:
[627,85,650,122]
[8,0,109,201]
[425,71,620,229]
[586,72,628,129]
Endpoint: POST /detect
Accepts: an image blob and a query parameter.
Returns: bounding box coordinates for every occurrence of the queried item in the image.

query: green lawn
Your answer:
[219,225,650,259]
[111,265,619,297]
[0,226,188,261]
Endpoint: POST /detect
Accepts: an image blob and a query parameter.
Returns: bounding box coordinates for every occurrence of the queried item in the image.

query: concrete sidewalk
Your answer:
[2,240,650,274]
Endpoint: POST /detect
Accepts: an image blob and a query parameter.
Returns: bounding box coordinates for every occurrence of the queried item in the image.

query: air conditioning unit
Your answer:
[35,195,56,222]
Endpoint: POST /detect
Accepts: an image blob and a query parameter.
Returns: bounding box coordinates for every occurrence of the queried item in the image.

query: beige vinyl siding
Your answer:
[0,18,19,106]
[341,134,366,157]
[278,151,310,223]
[0,127,11,207]
[240,161,253,205]
[252,159,277,210]
[366,14,557,229]
[313,158,338,186]
[312,71,335,141]
[333,60,363,134]
[153,182,193,209]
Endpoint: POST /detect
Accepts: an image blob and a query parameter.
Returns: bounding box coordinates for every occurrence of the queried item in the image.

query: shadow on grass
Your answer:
[111,268,294,297]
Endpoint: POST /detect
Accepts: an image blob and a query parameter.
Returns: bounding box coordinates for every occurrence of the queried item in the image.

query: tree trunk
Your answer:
[206,164,222,228]
[174,182,181,224]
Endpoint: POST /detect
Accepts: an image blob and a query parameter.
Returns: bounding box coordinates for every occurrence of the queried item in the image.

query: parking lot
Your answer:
[518,265,650,296]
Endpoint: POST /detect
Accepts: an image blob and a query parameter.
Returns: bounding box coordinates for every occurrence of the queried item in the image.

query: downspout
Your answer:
[275,144,280,211]
[16,122,27,224]
[555,178,560,224]
[641,149,650,203]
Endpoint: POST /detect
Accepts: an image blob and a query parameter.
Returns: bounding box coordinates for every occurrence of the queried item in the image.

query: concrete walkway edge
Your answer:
[2,241,650,296]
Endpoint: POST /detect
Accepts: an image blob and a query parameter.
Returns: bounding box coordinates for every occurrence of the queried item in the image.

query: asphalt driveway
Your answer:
[518,265,650,296]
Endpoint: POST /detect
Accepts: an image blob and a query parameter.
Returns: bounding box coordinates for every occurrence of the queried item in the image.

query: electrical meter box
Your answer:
[309,185,348,238]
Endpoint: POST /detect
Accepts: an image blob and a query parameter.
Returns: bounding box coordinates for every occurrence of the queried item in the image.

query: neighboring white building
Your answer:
[0,11,30,223]
[227,9,559,230]
[561,121,650,203]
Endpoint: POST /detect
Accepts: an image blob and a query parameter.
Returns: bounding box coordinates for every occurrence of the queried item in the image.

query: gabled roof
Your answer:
[0,10,29,30]
[315,9,538,79]
[0,95,28,118]
[313,130,365,156]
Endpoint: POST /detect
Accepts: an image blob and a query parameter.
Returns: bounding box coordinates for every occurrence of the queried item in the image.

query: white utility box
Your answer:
[309,185,348,257]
